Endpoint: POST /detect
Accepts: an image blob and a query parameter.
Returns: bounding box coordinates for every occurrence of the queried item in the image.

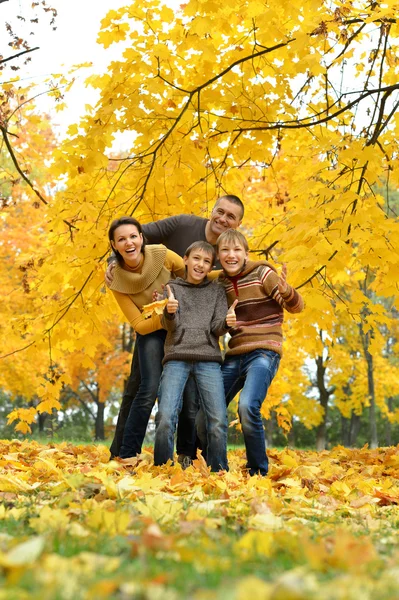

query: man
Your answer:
[106,195,244,460]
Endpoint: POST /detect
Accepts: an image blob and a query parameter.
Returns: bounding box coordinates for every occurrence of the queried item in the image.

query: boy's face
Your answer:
[218,240,248,276]
[184,249,214,284]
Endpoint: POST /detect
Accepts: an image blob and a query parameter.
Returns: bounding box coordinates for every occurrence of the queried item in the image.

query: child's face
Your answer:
[184,249,214,284]
[218,240,248,276]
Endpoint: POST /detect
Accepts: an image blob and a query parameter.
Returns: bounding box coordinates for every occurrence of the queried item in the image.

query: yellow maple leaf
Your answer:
[141,298,168,319]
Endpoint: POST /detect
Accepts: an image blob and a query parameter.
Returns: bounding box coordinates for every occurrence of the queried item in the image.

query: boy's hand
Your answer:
[105,262,116,288]
[166,284,179,314]
[278,263,288,294]
[226,299,238,327]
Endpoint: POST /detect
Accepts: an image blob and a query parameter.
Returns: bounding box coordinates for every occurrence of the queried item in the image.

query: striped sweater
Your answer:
[218,260,304,356]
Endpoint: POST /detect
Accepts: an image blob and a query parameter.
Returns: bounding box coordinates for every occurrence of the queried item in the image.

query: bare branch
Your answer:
[0,125,48,206]
[67,390,96,420]
[252,240,279,258]
[0,125,78,235]
[0,46,39,66]
[297,250,338,289]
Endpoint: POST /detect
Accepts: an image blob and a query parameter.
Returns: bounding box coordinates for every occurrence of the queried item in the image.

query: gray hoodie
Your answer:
[161,277,229,364]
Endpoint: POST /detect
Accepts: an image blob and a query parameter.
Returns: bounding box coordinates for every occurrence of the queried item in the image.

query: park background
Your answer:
[1,0,399,598]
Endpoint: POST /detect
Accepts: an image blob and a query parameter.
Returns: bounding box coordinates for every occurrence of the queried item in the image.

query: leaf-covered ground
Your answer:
[0,441,398,599]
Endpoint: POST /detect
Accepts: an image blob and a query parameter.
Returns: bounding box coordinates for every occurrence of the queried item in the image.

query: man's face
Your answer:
[208,198,243,237]
[218,240,248,276]
[184,249,214,284]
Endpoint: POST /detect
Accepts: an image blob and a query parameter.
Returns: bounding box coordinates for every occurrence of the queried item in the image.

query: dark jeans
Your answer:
[110,331,199,459]
[109,342,141,458]
[154,361,228,471]
[120,330,166,459]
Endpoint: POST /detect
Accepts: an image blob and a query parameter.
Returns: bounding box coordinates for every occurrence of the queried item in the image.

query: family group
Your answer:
[105,195,304,475]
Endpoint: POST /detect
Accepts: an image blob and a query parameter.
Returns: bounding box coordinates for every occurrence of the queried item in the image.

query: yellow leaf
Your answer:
[235,531,273,558]
[0,536,45,568]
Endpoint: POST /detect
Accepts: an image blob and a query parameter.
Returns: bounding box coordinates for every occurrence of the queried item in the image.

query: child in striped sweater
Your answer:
[217,229,304,476]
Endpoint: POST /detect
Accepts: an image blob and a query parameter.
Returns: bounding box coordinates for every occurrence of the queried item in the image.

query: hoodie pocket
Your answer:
[174,329,185,345]
[185,328,214,350]
[205,330,217,349]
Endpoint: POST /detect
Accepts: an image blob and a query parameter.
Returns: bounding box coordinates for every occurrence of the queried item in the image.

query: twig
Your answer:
[0,47,39,65]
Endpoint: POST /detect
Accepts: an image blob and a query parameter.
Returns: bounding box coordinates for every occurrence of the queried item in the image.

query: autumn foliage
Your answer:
[0,441,398,597]
[2,1,399,596]
[1,1,399,441]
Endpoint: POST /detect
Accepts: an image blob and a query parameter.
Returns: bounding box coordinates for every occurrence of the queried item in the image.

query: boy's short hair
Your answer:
[216,229,249,252]
[184,241,217,266]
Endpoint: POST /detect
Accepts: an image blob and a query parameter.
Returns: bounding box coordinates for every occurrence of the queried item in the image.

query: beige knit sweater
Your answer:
[109,245,185,335]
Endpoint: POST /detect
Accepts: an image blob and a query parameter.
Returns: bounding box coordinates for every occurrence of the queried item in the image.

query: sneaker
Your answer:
[178,454,192,470]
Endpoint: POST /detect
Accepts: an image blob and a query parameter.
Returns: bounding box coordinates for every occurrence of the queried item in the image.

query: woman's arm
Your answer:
[208,269,222,281]
[164,249,186,278]
[111,290,163,335]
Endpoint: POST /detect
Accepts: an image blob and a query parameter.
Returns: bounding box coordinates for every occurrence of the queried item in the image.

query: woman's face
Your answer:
[111,224,143,265]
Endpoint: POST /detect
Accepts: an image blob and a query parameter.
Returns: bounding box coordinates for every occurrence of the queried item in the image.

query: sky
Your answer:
[1,0,129,136]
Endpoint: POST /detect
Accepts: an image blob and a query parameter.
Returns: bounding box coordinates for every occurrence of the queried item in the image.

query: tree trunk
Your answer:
[349,412,361,447]
[365,345,378,448]
[287,424,295,448]
[37,412,47,433]
[341,415,350,447]
[315,355,332,451]
[95,401,105,440]
[265,415,274,447]
[359,285,378,449]
[385,397,393,446]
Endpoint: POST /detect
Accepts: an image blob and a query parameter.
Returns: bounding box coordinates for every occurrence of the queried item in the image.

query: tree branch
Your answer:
[253,240,279,258]
[211,83,399,136]
[67,390,96,420]
[0,46,39,66]
[0,125,48,206]
[79,379,98,404]
[297,250,338,289]
[0,125,78,236]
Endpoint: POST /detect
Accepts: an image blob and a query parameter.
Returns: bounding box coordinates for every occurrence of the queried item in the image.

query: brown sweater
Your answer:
[218,260,304,356]
[109,245,185,335]
[161,278,229,364]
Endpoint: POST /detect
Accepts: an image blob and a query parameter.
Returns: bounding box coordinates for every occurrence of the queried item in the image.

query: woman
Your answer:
[108,216,186,459]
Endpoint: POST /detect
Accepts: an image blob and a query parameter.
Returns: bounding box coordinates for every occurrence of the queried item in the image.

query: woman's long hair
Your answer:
[108,216,146,265]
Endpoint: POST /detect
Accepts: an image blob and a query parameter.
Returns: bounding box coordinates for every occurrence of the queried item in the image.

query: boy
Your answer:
[217,229,304,476]
[154,241,231,472]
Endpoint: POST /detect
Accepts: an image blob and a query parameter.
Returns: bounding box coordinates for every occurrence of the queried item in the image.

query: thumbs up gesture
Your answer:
[226,299,238,327]
[278,263,288,294]
[166,284,179,314]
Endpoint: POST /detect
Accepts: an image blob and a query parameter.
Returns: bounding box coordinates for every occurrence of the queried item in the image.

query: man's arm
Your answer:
[142,215,188,244]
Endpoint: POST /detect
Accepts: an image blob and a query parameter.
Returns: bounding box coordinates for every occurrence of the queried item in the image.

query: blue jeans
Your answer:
[223,349,280,476]
[120,330,166,458]
[176,375,199,458]
[154,361,228,471]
